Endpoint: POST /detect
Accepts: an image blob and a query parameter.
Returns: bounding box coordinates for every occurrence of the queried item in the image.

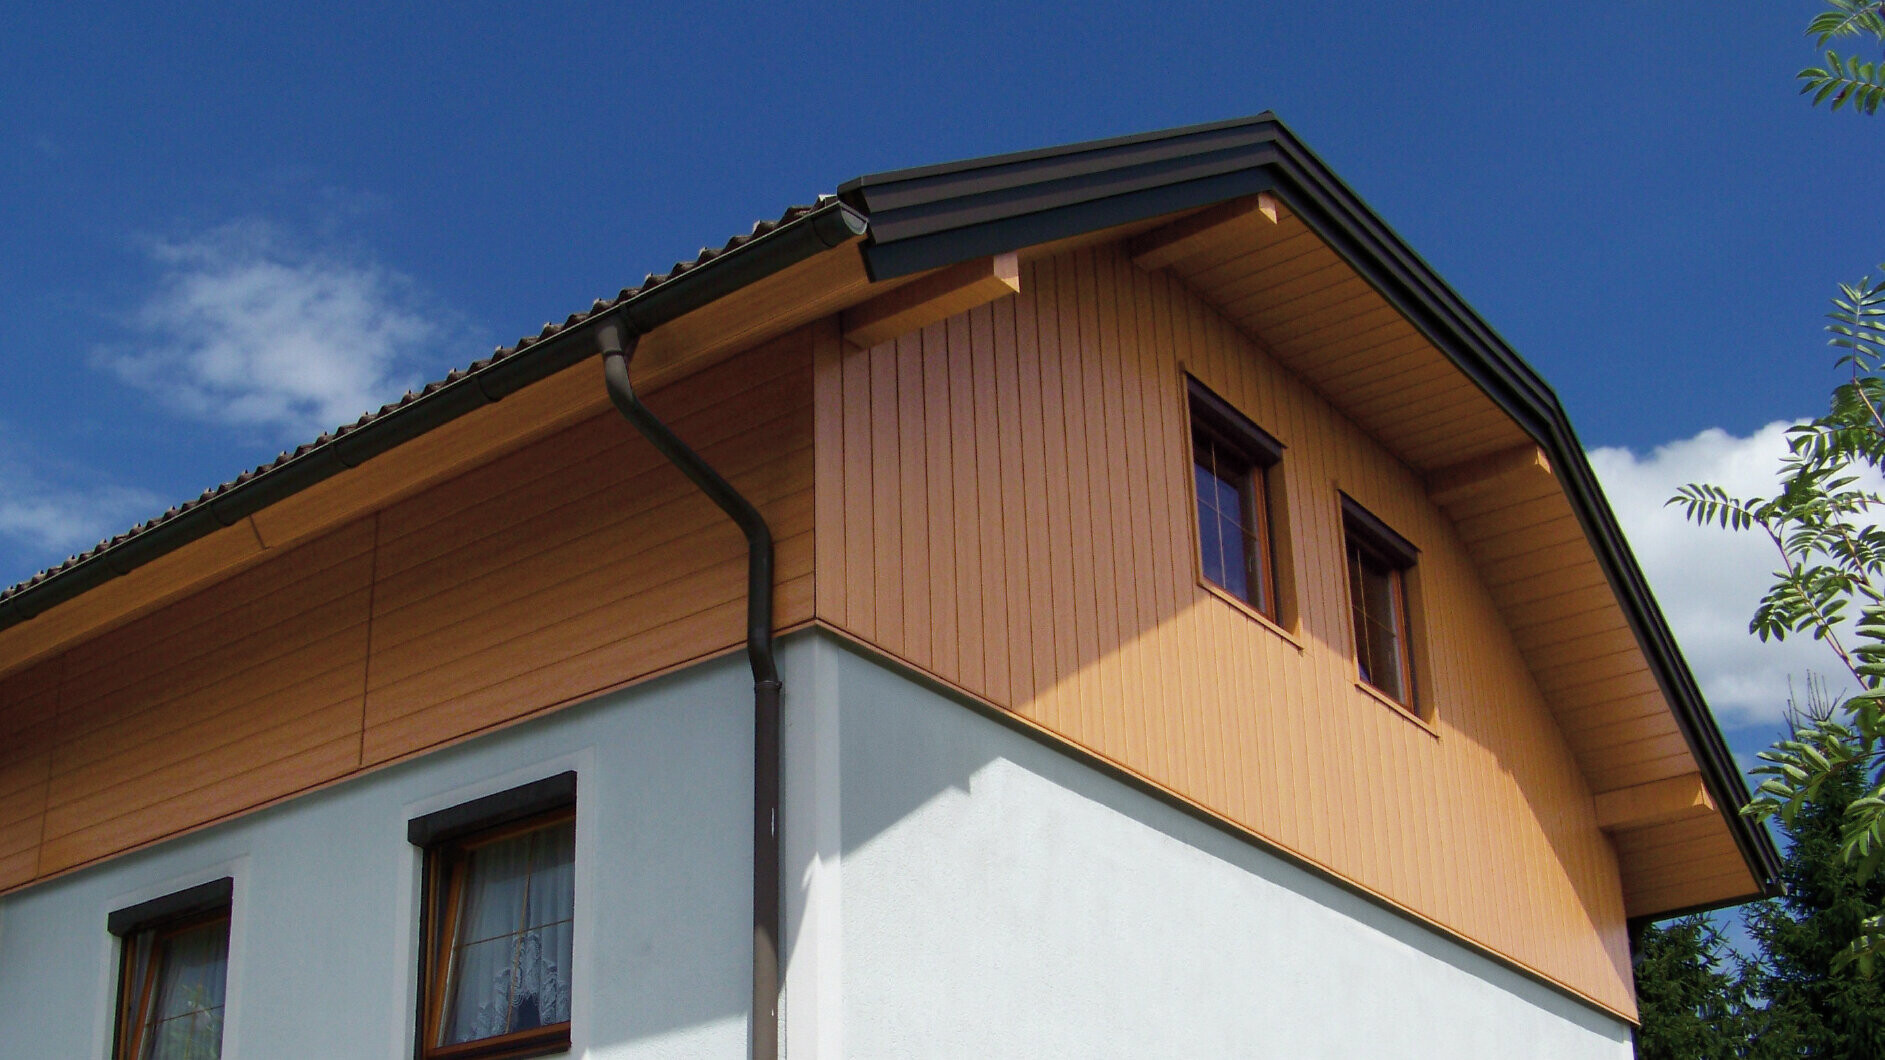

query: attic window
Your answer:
[1342,495,1419,709]
[1189,378,1284,618]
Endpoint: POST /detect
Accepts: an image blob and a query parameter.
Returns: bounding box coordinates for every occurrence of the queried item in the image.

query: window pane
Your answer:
[518,921,574,1027]
[444,936,523,1044]
[123,914,229,1060]
[458,833,533,944]
[1348,543,1373,684]
[1196,468,1226,588]
[1216,510,1249,601]
[438,817,576,1047]
[524,825,576,930]
[1196,455,1253,604]
[1192,408,1275,617]
[1349,539,1408,703]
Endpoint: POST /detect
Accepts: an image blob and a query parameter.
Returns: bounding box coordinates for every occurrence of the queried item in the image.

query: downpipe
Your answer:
[596,319,782,1060]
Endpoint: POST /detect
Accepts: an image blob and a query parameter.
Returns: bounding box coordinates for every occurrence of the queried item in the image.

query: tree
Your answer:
[1633,749,1885,1057]
[1666,0,1885,976]
[1634,916,1753,1059]
[1741,762,1885,1058]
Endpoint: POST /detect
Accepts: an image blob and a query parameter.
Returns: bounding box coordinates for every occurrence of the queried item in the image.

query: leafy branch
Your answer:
[1800,2,1885,112]
[1669,261,1885,972]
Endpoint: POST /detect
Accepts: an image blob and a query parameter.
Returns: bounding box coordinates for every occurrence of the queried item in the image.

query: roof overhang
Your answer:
[0,114,1780,915]
[840,114,1783,913]
[0,201,867,668]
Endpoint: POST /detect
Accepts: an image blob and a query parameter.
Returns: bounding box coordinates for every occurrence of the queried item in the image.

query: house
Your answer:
[0,115,1780,1058]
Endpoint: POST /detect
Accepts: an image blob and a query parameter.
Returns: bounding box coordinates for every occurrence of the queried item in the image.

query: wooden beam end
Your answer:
[841,253,1022,349]
[1427,445,1553,509]
[1596,773,1715,832]
[1128,195,1280,272]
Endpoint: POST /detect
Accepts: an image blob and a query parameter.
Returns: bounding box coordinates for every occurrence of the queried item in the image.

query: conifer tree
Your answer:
[1634,916,1751,1060]
[1741,764,1885,1058]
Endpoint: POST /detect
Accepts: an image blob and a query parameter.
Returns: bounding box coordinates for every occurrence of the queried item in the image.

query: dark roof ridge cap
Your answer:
[838,112,1280,200]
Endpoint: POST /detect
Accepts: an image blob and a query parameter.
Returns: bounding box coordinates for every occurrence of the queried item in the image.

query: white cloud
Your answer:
[105,221,462,440]
[0,436,158,577]
[1589,422,1877,729]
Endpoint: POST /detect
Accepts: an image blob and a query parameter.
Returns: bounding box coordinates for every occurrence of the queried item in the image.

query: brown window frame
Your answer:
[1188,377,1285,620]
[410,772,577,1060]
[1341,494,1420,711]
[109,877,234,1060]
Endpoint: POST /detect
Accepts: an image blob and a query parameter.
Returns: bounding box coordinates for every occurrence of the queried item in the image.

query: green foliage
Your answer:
[1742,765,1885,1057]
[1669,262,1885,974]
[1639,5,1885,1049]
[1799,1,1885,112]
[1634,917,1754,1059]
[1635,771,1885,1057]
[1808,0,1885,44]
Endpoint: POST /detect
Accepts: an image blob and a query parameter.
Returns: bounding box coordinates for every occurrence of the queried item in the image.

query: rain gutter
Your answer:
[0,201,866,634]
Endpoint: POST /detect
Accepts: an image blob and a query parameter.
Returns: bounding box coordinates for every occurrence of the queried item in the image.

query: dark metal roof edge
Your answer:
[2,113,1778,906]
[0,200,865,635]
[837,112,1279,197]
[1252,122,1784,901]
[838,112,1778,901]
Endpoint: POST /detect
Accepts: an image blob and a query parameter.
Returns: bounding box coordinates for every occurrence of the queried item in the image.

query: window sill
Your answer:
[426,1025,571,1060]
[1198,578,1304,651]
[1354,679,1438,738]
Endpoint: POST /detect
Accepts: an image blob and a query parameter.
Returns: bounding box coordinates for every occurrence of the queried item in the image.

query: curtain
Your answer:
[138,917,229,1060]
[440,819,575,1045]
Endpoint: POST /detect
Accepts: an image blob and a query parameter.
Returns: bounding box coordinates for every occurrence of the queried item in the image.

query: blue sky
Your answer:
[4,4,1881,781]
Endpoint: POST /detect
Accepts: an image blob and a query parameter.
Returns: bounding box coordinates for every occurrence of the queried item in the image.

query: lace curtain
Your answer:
[440,819,575,1045]
[127,916,229,1060]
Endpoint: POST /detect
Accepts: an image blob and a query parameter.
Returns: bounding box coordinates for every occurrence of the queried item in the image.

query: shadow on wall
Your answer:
[791,629,1626,1051]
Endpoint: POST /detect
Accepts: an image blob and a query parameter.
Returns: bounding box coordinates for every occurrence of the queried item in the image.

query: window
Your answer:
[1342,495,1419,708]
[1188,377,1285,617]
[109,877,233,1060]
[411,772,577,1060]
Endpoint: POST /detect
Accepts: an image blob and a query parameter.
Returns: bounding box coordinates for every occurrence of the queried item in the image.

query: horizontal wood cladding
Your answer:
[0,331,817,888]
[0,656,59,891]
[813,245,1638,1016]
[0,239,869,682]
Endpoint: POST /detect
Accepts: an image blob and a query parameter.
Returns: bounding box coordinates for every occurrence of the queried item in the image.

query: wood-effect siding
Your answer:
[813,245,1636,1016]
[1148,196,1755,921]
[0,332,816,892]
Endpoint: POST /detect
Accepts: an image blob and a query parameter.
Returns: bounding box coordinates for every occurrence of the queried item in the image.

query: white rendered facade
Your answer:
[0,631,1633,1057]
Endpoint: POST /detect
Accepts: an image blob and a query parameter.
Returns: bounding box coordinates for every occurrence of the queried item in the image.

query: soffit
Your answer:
[0,234,871,678]
[1138,195,1759,916]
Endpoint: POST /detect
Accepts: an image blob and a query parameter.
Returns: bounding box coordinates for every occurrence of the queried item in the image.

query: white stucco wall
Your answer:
[4,630,1635,1059]
[781,632,1634,1059]
[0,657,756,1059]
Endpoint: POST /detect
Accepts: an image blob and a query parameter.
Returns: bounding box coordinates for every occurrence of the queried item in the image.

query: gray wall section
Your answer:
[796,631,1633,1059]
[0,657,755,1059]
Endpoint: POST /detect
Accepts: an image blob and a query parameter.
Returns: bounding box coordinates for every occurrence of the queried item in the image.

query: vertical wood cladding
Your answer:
[2,332,815,888]
[812,245,1635,1016]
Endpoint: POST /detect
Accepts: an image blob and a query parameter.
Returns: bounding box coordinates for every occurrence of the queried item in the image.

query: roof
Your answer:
[0,113,1782,903]
[0,199,865,627]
